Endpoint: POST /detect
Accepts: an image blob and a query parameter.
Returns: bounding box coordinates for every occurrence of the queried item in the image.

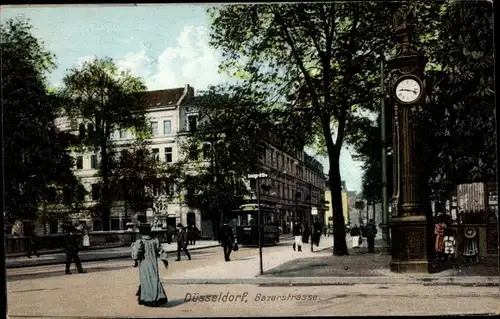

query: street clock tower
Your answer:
[387,3,436,273]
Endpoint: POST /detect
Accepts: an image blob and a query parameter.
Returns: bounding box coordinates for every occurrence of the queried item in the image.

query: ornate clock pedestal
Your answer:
[387,4,436,274]
[389,216,437,273]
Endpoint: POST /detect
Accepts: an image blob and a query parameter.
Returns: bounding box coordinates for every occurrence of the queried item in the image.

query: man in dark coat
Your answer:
[63,224,85,274]
[175,223,191,261]
[302,223,310,243]
[26,223,40,258]
[218,220,235,262]
[365,219,378,253]
[312,222,322,246]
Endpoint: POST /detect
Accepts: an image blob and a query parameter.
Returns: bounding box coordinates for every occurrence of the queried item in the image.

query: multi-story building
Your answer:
[54,85,326,235]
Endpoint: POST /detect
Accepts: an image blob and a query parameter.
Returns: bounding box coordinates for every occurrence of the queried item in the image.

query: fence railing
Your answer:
[4,230,169,257]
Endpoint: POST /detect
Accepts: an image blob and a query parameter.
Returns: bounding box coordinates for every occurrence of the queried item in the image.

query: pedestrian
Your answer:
[132,223,169,307]
[312,221,321,246]
[350,224,361,249]
[26,223,40,258]
[175,223,191,261]
[188,225,198,246]
[218,220,235,262]
[63,224,85,275]
[292,221,303,252]
[365,219,377,253]
[434,215,446,260]
[302,223,310,244]
[80,221,90,250]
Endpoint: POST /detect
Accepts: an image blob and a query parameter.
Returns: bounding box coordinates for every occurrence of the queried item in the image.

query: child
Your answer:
[443,228,456,261]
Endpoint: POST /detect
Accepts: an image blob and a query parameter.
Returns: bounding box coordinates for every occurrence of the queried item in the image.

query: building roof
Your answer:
[137,87,186,108]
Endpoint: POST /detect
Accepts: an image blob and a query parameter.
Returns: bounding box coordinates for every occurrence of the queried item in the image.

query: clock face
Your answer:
[395,78,421,103]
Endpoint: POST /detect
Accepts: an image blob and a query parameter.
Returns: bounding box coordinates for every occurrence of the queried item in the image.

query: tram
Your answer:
[232,204,280,246]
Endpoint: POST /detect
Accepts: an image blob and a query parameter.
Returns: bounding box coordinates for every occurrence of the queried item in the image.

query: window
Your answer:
[152,148,160,161]
[110,218,120,231]
[202,142,211,160]
[163,120,171,135]
[165,147,173,163]
[164,182,174,195]
[151,121,158,136]
[87,123,94,138]
[187,115,198,132]
[76,156,83,169]
[250,179,257,190]
[78,124,85,139]
[91,155,98,169]
[120,150,128,165]
[77,185,86,201]
[152,180,161,197]
[188,145,198,161]
[91,184,100,200]
[119,129,126,139]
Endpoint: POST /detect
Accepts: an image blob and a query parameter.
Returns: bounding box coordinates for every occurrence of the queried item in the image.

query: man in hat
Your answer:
[218,219,235,262]
[175,223,191,261]
[365,219,378,253]
[63,223,85,274]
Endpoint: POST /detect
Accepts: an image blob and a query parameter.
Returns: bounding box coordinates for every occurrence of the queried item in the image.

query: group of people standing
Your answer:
[291,220,322,252]
[349,219,378,253]
[433,214,479,262]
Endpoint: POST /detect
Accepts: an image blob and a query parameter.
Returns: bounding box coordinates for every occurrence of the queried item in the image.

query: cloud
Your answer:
[75,55,97,68]
[115,25,226,92]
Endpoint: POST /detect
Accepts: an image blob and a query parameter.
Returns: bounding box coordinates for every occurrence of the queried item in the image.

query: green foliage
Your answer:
[208,3,404,254]
[2,18,82,221]
[179,85,270,219]
[420,0,495,202]
[108,139,183,214]
[60,57,148,152]
[354,0,494,206]
[60,57,148,230]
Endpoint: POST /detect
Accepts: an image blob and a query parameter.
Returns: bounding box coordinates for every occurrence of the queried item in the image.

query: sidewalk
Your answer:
[163,235,335,280]
[6,240,220,268]
[162,235,499,286]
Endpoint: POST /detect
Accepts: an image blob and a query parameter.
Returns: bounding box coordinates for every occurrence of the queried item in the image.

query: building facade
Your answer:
[52,84,326,235]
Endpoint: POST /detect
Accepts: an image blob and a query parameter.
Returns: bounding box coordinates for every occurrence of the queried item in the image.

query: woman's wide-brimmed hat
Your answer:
[464,227,477,239]
[177,223,183,228]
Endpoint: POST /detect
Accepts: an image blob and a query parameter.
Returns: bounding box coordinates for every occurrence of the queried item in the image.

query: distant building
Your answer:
[324,181,354,228]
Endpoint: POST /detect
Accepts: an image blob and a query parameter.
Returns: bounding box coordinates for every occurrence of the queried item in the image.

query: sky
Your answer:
[2,4,364,193]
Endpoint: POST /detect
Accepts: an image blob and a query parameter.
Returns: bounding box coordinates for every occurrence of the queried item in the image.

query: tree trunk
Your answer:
[329,157,348,256]
[372,202,376,222]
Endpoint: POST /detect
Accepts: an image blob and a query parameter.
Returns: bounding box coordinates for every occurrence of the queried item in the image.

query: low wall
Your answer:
[5,230,169,257]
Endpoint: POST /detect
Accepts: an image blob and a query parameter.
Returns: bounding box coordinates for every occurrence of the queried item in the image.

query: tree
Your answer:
[420,0,495,203]
[2,18,82,223]
[179,85,269,235]
[108,139,183,227]
[207,3,408,255]
[353,1,494,209]
[60,57,148,230]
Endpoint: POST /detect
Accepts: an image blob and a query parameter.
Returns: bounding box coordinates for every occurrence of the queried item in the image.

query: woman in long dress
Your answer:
[132,223,168,307]
[434,216,446,260]
[81,222,90,249]
[350,225,361,248]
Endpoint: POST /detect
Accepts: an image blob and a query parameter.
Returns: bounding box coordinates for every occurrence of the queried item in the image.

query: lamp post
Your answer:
[248,172,268,275]
[380,55,390,250]
[307,183,313,252]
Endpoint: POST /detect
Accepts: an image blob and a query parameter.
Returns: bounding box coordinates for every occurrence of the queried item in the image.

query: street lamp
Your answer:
[247,172,268,275]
